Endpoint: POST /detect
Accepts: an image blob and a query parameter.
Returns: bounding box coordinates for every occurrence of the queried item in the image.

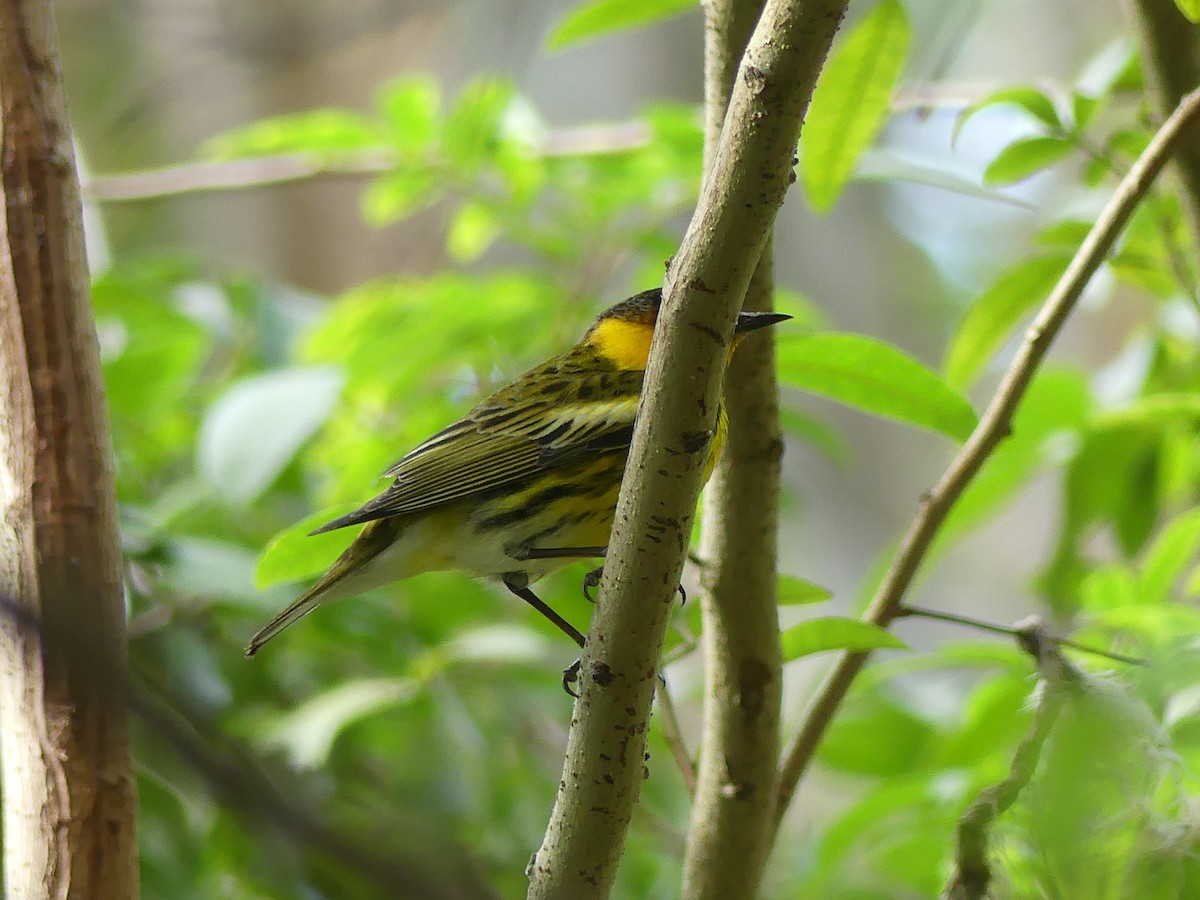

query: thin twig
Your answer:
[772,85,1200,838]
[655,678,697,796]
[898,605,1148,667]
[940,620,1078,900]
[81,123,652,204]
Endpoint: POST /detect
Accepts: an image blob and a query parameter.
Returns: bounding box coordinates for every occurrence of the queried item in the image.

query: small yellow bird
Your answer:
[246,288,787,672]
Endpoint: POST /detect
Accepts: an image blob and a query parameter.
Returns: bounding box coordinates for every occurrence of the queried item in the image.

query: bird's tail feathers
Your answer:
[245,519,400,657]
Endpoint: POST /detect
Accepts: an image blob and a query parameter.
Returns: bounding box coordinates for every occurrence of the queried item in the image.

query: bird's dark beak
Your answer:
[734,310,792,335]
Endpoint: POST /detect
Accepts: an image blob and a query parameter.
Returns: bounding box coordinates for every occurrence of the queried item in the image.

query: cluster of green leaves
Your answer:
[93,0,1200,897]
[770,25,1200,900]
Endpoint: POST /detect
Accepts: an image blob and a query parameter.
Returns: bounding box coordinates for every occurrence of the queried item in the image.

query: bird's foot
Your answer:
[581,565,686,606]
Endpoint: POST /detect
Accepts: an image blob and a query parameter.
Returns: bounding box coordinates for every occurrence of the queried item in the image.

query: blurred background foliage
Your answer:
[47,0,1200,895]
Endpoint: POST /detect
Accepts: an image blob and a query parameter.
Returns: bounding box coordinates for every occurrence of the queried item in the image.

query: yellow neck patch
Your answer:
[585,318,655,370]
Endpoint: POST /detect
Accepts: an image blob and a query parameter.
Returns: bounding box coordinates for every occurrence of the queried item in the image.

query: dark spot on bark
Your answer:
[591,661,614,686]
[680,430,711,454]
[625,706,636,716]
[603,774,614,784]
[690,278,715,294]
[744,65,767,92]
[739,657,773,719]
[689,320,722,344]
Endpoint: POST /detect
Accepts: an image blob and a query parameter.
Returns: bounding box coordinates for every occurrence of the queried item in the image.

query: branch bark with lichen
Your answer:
[0,0,139,896]
[680,0,784,896]
[524,1,847,897]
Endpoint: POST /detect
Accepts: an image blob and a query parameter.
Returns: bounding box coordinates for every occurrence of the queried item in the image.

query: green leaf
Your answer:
[944,255,1071,389]
[855,148,1035,209]
[1140,508,1200,604]
[203,110,382,160]
[1071,91,1101,129]
[939,368,1091,543]
[780,617,907,662]
[955,86,1062,144]
[443,80,515,174]
[778,333,978,441]
[778,574,833,606]
[1093,393,1200,430]
[198,366,345,506]
[447,201,502,262]
[263,677,420,768]
[376,77,440,155]
[1176,0,1200,23]
[255,505,360,589]
[983,135,1075,186]
[548,0,696,49]
[361,168,442,226]
[817,688,930,775]
[801,0,910,212]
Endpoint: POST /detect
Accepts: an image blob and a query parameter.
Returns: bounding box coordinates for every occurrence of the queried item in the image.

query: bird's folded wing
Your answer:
[311,373,641,534]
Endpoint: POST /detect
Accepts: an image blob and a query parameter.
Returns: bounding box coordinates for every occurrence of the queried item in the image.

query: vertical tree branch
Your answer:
[772,86,1200,838]
[680,1,784,895]
[0,1,139,897]
[1124,0,1200,252]
[941,622,1076,900]
[526,1,846,897]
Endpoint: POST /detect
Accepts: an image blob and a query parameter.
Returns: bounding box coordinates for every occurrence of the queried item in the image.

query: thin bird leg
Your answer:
[521,546,608,560]
[503,575,586,696]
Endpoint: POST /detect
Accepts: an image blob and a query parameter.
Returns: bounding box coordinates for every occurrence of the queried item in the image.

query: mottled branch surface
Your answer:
[525,1,847,897]
[772,86,1200,836]
[680,0,783,896]
[1125,0,1200,248]
[0,1,139,897]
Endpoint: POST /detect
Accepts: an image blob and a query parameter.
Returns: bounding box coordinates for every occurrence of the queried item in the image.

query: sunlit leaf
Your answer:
[443,625,552,665]
[777,574,833,606]
[1175,0,1200,23]
[198,366,345,506]
[548,0,696,49]
[778,333,978,440]
[954,85,1062,144]
[1139,508,1200,604]
[263,677,420,768]
[203,110,382,160]
[376,76,441,155]
[944,255,1071,389]
[256,505,360,589]
[447,201,503,262]
[781,616,907,662]
[983,135,1074,186]
[802,0,911,211]
[855,148,1034,208]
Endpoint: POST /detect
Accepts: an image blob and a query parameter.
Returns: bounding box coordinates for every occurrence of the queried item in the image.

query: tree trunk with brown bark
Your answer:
[0,1,139,897]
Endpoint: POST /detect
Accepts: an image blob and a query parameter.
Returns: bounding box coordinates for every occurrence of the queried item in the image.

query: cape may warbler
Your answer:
[246,288,787,667]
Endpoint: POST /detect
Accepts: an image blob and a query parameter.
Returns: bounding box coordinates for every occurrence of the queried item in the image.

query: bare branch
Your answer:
[898,606,1148,667]
[81,123,652,204]
[525,1,848,896]
[656,679,697,796]
[772,85,1200,836]
[941,621,1078,900]
[680,0,784,895]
